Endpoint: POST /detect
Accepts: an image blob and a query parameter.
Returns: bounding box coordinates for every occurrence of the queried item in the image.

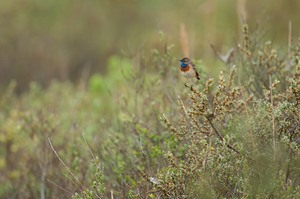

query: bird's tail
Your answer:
[196,71,200,80]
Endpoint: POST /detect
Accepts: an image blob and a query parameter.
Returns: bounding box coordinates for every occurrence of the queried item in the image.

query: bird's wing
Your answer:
[190,62,200,80]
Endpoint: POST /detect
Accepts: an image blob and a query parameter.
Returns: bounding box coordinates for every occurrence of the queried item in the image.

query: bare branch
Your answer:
[210,44,235,65]
[205,116,240,154]
[48,138,85,190]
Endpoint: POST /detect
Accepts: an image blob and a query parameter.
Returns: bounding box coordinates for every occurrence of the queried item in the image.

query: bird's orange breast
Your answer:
[180,65,190,72]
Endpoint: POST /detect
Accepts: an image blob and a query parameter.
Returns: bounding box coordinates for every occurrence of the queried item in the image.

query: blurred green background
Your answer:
[0,0,299,92]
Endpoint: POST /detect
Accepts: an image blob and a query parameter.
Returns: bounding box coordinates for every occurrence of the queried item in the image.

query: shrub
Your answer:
[0,24,300,199]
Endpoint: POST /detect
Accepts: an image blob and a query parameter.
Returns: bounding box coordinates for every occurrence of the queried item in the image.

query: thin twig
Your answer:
[47,179,73,195]
[269,75,276,159]
[288,21,292,59]
[177,95,192,132]
[48,138,85,190]
[210,44,235,65]
[81,132,95,159]
[205,116,223,141]
[205,116,240,154]
[202,139,213,170]
[63,172,83,192]
[178,95,189,120]
[238,78,255,147]
[287,20,292,70]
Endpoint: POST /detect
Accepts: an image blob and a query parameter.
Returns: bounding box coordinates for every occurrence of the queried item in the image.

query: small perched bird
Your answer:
[179,57,200,80]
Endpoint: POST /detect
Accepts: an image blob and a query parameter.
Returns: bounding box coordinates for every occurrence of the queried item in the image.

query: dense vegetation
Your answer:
[1,23,300,198]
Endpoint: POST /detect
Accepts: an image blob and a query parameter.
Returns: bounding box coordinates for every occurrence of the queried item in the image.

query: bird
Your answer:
[179,57,200,80]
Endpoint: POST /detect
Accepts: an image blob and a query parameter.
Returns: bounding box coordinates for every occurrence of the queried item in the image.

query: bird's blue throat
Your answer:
[180,62,188,68]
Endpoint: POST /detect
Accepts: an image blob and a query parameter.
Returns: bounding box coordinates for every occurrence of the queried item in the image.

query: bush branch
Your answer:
[205,115,240,154]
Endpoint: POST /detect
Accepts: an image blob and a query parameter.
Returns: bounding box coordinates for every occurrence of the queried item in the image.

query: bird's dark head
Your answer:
[179,57,190,67]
